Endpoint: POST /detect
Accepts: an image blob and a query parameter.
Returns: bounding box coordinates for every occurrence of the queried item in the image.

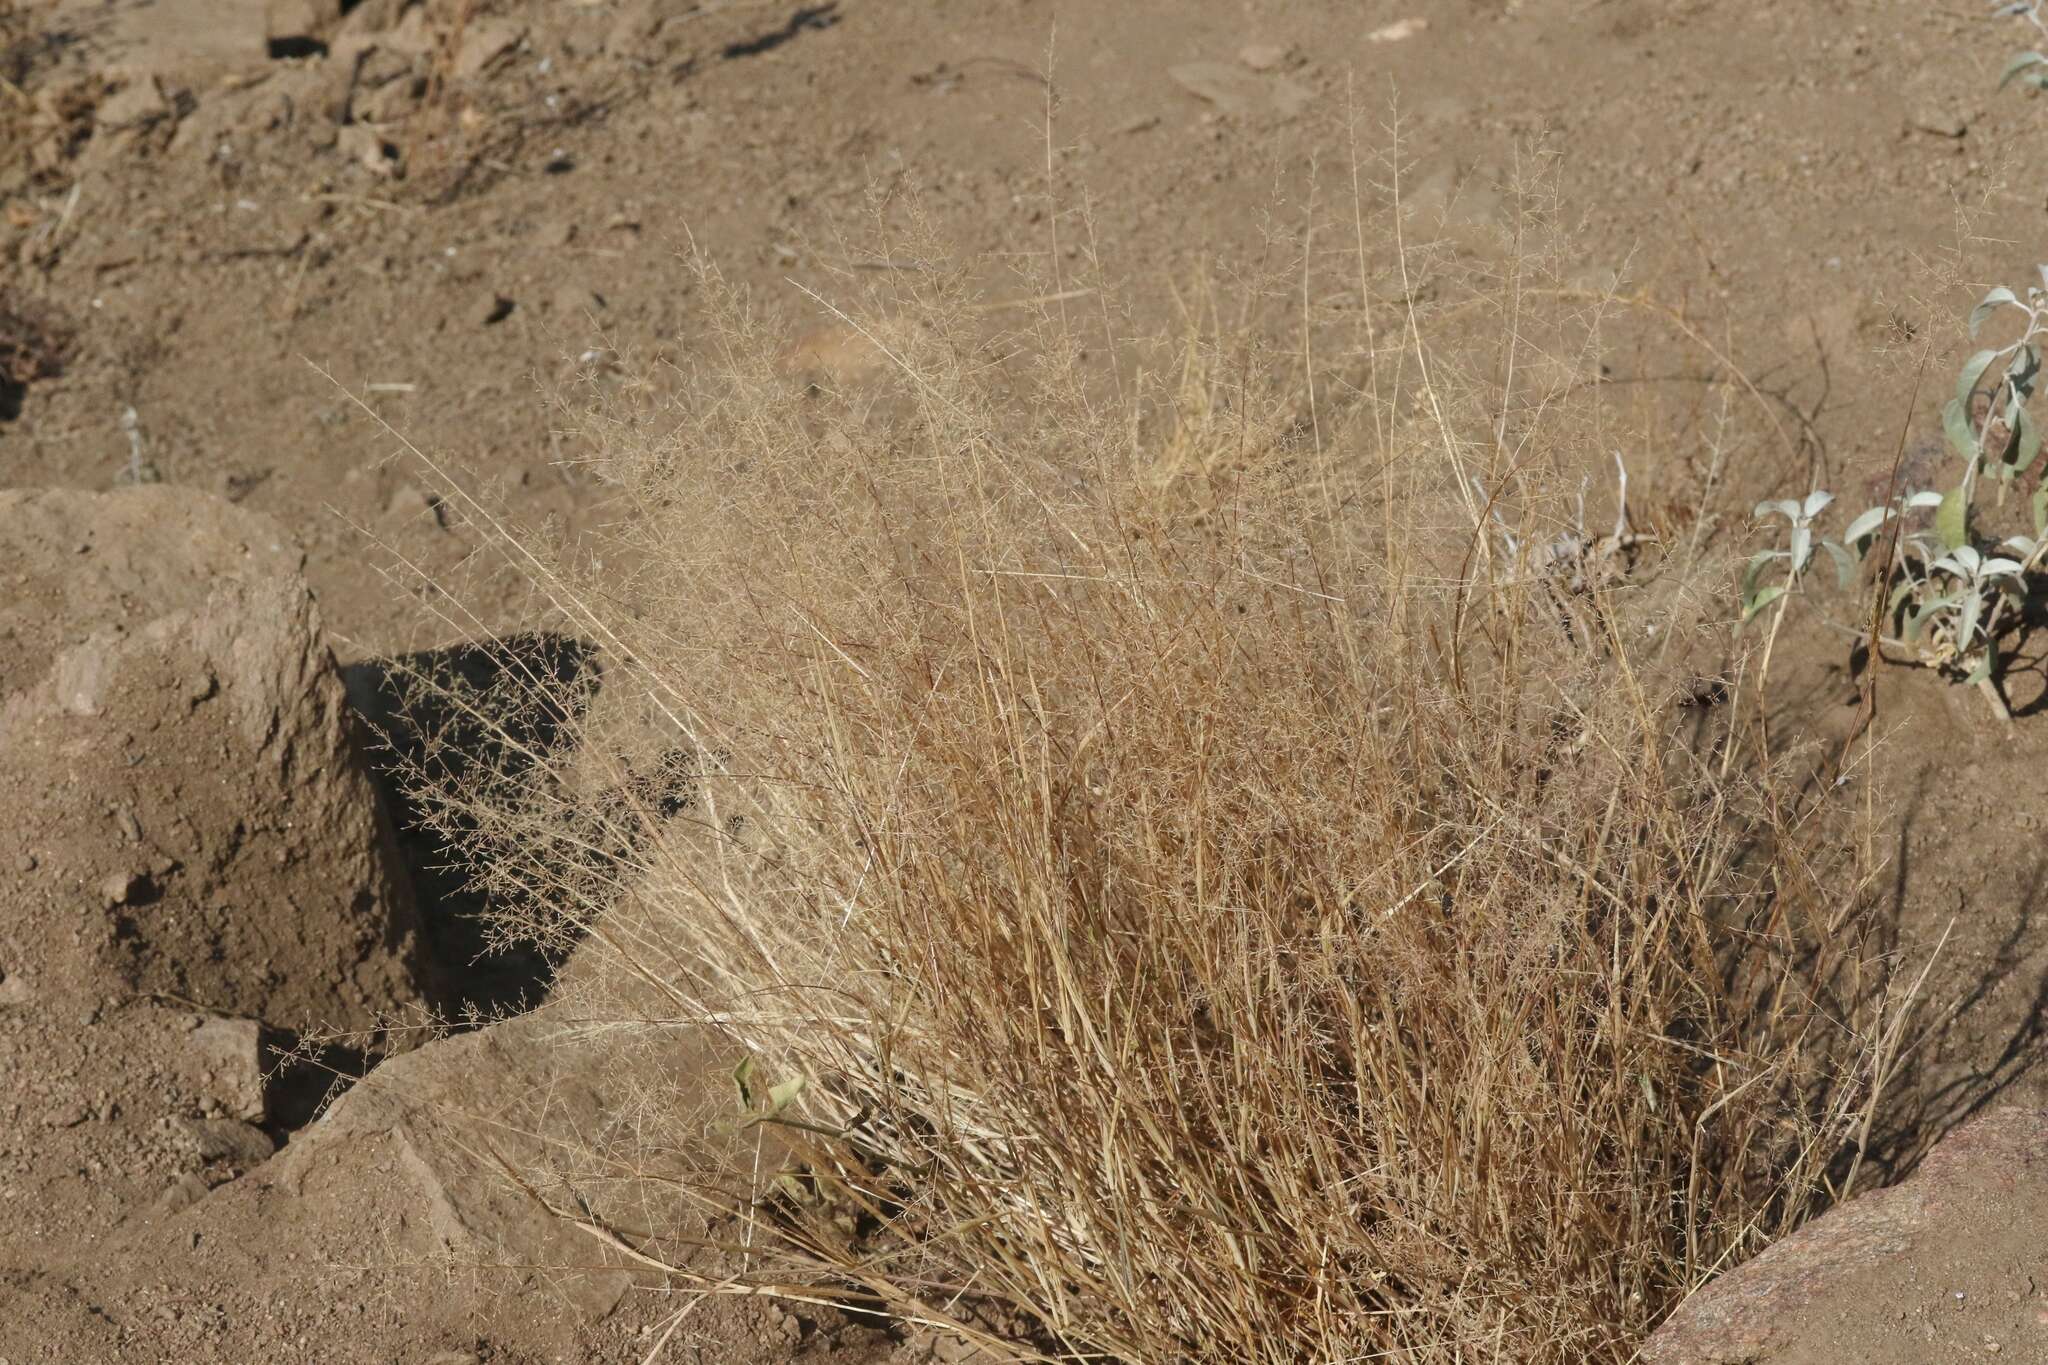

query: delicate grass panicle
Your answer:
[396,194,1891,1362]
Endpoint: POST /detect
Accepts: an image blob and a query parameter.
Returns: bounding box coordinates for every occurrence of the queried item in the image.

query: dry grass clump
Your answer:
[393,199,1893,1360]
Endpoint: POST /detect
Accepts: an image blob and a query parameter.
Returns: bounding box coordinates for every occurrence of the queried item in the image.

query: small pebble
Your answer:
[1910,109,1967,138]
[46,1102,89,1129]
[100,869,143,907]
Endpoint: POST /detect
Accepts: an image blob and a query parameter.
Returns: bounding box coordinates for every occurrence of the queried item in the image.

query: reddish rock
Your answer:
[1645,1108,2048,1364]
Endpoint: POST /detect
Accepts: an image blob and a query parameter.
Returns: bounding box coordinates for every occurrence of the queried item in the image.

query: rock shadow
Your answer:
[344,633,601,1021]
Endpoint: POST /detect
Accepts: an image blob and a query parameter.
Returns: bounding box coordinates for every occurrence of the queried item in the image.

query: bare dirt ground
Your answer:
[6,0,2048,1360]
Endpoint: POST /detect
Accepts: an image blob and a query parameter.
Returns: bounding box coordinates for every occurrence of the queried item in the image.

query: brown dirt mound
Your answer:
[0,486,429,1032]
[0,486,433,1269]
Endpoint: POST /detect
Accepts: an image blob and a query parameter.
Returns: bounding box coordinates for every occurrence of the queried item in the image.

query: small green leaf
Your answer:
[2033,484,2048,537]
[767,1075,807,1114]
[1944,396,1978,460]
[733,1056,757,1111]
[1742,549,1782,596]
[1936,484,1970,552]
[1959,349,2001,407]
[2009,343,2042,402]
[1905,595,1958,643]
[2011,402,2044,478]
[1742,584,1788,623]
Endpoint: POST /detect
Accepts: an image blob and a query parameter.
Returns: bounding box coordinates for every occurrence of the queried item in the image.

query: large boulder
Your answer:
[1644,1107,2048,1364]
[0,1007,827,1362]
[0,881,901,1360]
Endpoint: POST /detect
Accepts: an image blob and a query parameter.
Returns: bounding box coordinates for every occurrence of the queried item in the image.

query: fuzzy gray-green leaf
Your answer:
[1972,286,2022,336]
[1843,505,1893,548]
[1945,396,1979,461]
[1959,349,2001,408]
[2011,402,2043,478]
[2002,51,2048,89]
[2009,343,2041,402]
[1821,539,1856,589]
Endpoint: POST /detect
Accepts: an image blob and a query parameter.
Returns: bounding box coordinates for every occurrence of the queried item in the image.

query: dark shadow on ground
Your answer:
[343,633,601,1022]
[722,3,839,60]
[1840,785,2048,1188]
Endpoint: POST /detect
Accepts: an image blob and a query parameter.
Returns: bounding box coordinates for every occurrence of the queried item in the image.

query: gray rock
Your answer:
[188,1018,268,1123]
[150,1171,211,1220]
[178,1116,278,1167]
[251,1017,654,1321]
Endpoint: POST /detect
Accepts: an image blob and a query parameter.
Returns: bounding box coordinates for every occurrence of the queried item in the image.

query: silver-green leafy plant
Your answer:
[1741,490,1851,624]
[1998,0,2048,90]
[1738,277,2048,720]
